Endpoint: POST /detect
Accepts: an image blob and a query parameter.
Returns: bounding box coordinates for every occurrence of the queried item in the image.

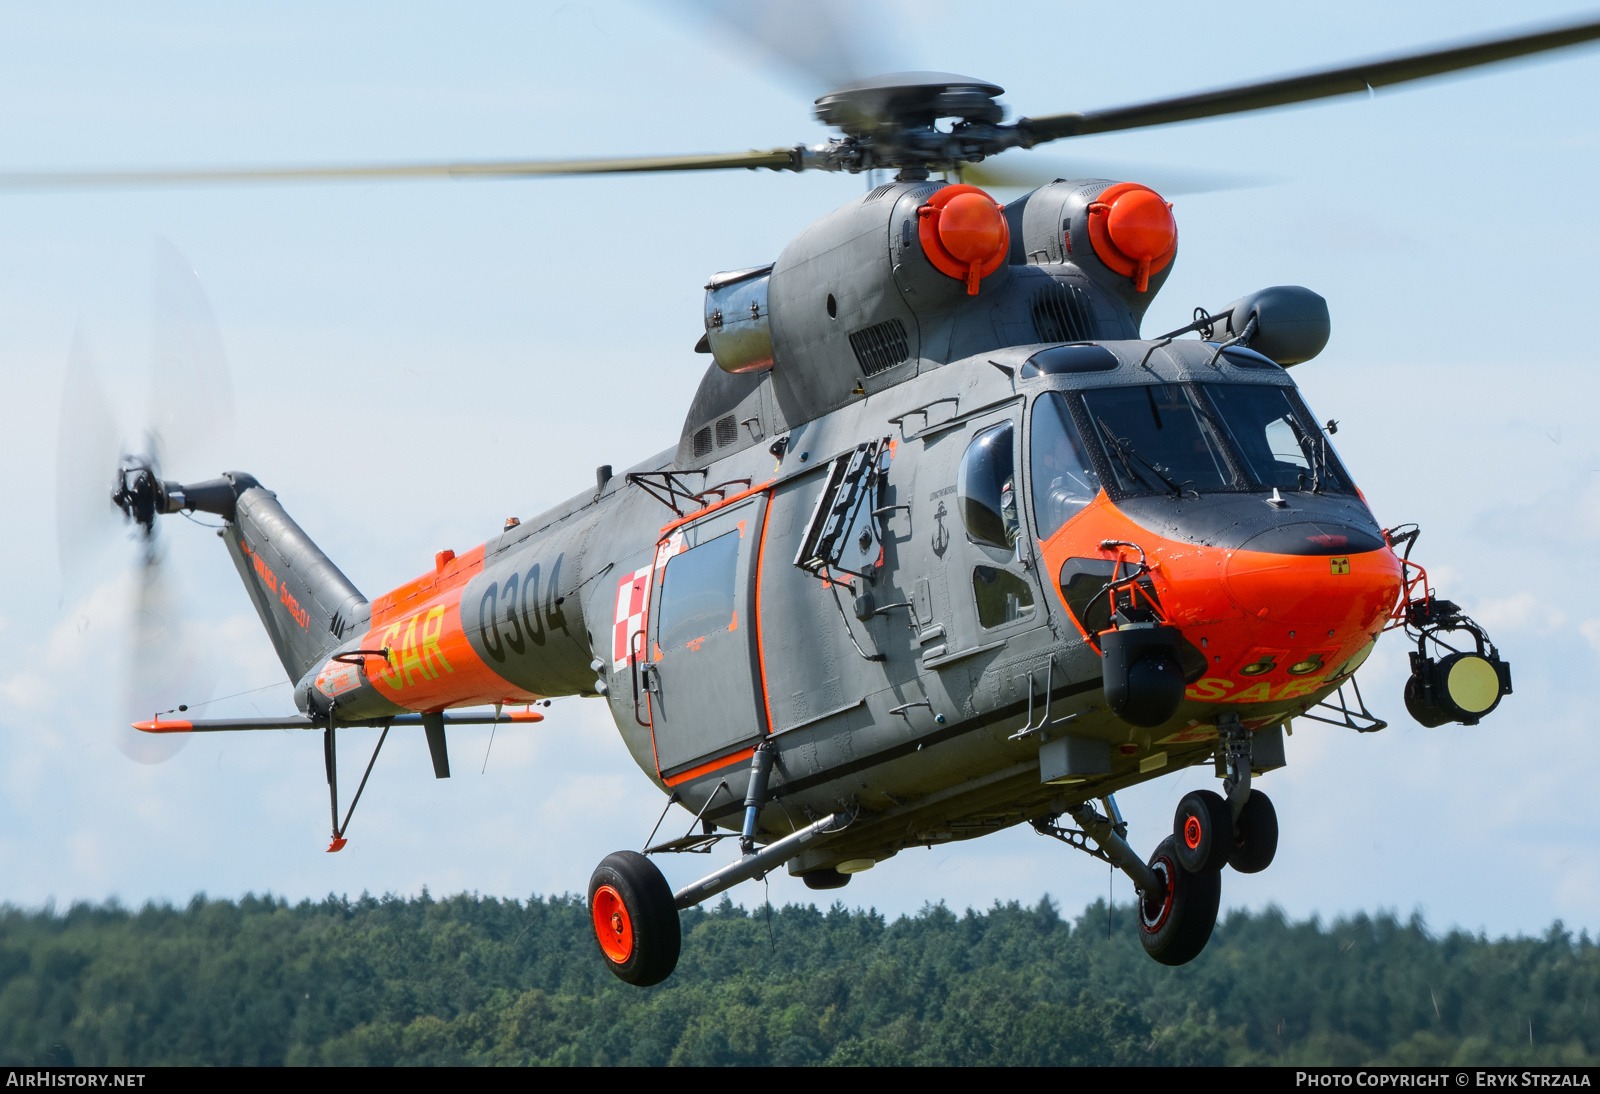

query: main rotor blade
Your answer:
[682,0,904,99]
[959,154,1269,196]
[0,149,799,191]
[1018,15,1600,144]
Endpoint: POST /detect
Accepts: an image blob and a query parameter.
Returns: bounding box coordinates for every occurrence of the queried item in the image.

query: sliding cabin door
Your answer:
[645,494,769,780]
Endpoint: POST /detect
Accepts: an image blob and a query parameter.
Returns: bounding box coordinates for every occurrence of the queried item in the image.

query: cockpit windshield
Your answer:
[1079,384,1232,495]
[1042,381,1352,501]
[1030,393,1101,540]
[1202,383,1349,493]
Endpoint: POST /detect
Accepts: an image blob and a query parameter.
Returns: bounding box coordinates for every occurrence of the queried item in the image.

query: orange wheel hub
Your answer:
[591,884,634,964]
[1184,814,1203,850]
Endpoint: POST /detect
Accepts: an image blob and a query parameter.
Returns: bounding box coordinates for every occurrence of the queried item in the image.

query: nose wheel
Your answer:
[1172,789,1233,874]
[588,851,681,987]
[1228,789,1278,873]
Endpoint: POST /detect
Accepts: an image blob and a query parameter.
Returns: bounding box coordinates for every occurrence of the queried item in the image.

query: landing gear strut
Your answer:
[1043,797,1221,965]
[588,744,851,987]
[1213,713,1278,873]
[1038,716,1283,968]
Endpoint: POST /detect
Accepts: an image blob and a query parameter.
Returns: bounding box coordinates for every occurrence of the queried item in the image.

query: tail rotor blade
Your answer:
[147,239,234,482]
[55,333,124,588]
[115,540,208,764]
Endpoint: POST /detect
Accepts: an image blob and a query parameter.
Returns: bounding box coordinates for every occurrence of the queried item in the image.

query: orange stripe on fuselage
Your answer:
[663,746,755,789]
[1038,492,1404,709]
[357,544,539,712]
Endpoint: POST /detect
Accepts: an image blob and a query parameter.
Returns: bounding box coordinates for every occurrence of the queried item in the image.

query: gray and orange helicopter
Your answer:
[47,17,1598,986]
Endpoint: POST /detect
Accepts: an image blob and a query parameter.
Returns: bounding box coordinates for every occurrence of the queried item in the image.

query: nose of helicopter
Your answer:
[1142,502,1404,638]
[1221,530,1402,634]
[1058,494,1407,710]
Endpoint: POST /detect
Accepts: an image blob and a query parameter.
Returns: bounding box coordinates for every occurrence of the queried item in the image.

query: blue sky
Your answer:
[1,0,1597,939]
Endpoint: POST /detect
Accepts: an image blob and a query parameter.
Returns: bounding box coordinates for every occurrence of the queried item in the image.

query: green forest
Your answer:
[0,890,1595,1067]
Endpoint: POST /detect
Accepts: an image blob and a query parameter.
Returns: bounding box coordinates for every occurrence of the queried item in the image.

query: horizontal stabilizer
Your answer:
[132,709,545,734]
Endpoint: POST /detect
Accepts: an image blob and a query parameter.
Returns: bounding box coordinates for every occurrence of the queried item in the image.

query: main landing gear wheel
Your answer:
[588,850,681,987]
[1173,789,1232,874]
[1138,835,1221,967]
[1228,789,1279,874]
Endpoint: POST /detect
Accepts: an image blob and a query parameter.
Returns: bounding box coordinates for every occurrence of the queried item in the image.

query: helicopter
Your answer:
[41,13,1599,987]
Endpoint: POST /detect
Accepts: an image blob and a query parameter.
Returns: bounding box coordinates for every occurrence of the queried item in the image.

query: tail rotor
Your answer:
[54,242,235,763]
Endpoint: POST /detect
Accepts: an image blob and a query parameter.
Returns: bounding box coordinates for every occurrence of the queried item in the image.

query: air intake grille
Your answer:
[865,183,897,202]
[848,318,911,376]
[715,414,738,448]
[1031,282,1094,343]
[692,426,713,458]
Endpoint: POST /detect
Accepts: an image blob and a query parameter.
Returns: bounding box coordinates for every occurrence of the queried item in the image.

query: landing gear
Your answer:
[588,851,681,987]
[1228,789,1278,873]
[1137,835,1222,966]
[1038,720,1279,970]
[1172,789,1232,874]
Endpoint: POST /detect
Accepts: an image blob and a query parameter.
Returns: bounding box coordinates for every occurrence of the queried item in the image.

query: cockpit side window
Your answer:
[957,421,1018,550]
[1030,391,1102,541]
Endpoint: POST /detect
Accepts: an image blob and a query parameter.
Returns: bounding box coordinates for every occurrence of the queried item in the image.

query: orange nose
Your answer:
[938,191,1008,265]
[1223,549,1402,634]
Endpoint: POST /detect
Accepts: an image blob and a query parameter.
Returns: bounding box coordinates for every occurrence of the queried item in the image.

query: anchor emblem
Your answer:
[932,500,949,558]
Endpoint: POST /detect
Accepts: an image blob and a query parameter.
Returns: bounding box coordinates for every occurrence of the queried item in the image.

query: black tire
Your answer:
[588,850,681,987]
[802,868,852,891]
[1229,789,1279,874]
[1138,835,1221,967]
[1173,789,1233,874]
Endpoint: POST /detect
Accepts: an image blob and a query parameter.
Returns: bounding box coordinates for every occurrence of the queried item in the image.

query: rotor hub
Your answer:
[814,72,1005,135]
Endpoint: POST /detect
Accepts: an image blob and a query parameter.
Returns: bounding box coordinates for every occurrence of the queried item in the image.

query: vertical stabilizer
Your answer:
[206,473,368,682]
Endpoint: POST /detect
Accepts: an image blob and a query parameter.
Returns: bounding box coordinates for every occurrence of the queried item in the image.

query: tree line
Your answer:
[0,890,1594,1066]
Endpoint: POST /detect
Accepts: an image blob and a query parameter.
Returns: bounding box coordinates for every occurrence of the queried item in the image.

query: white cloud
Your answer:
[1580,619,1600,657]
[1473,592,1567,635]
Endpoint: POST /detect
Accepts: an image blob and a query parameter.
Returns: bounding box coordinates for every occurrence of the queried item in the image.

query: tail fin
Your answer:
[177,472,368,683]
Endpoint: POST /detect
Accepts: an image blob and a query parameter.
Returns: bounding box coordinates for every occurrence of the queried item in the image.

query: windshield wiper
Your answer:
[1096,419,1185,498]
[1286,417,1330,494]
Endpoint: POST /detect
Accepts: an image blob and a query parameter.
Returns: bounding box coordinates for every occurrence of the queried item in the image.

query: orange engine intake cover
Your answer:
[918,184,1010,294]
[1086,182,1177,292]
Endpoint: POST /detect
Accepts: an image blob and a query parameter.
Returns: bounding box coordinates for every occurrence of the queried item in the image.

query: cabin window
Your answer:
[656,531,740,652]
[957,422,1018,550]
[1029,392,1102,541]
[973,565,1035,628]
